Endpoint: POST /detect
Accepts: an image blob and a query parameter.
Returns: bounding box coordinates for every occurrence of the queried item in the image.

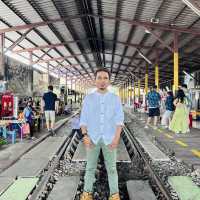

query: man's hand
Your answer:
[83,135,93,148]
[108,125,122,150]
[108,136,120,150]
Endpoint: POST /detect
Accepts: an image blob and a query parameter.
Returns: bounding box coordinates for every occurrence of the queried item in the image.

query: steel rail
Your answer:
[123,125,173,200]
[30,132,78,200]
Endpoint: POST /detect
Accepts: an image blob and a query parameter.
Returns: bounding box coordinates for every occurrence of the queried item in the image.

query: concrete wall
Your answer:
[4,56,59,96]
[5,57,33,96]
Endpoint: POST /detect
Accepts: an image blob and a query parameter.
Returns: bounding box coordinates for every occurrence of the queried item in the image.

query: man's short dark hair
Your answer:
[48,85,53,91]
[181,84,187,89]
[153,85,157,89]
[95,68,111,80]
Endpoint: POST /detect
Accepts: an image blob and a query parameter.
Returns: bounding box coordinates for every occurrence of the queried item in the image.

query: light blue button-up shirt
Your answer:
[80,91,124,145]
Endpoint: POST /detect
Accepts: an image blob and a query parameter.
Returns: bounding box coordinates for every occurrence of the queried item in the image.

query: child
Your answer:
[23,100,35,139]
[161,91,174,128]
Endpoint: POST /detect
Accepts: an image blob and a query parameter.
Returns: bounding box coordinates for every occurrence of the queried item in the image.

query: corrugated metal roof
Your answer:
[0,0,200,86]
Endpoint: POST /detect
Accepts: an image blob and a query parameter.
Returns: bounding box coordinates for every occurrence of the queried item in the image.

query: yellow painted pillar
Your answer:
[127,80,130,105]
[145,66,148,94]
[119,87,122,100]
[121,87,123,101]
[123,84,126,104]
[132,79,134,105]
[138,80,141,99]
[174,33,179,91]
[126,82,129,104]
[121,87,123,102]
[78,81,80,101]
[124,83,127,104]
[121,85,123,104]
[130,80,132,104]
[133,81,136,100]
[145,74,148,94]
[174,52,179,91]
[155,64,159,91]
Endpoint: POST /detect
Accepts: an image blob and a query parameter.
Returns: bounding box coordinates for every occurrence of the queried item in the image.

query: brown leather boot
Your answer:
[109,193,120,200]
[80,191,93,200]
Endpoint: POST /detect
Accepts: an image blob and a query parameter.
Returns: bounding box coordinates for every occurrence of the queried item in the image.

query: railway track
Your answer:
[123,125,174,200]
[26,124,178,200]
[2,117,197,200]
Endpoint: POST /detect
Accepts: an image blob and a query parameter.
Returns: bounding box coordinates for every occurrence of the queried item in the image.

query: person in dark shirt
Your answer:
[145,85,161,129]
[42,85,57,135]
[161,91,174,128]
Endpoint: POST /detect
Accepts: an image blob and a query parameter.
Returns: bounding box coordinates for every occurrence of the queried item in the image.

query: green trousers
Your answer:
[84,139,118,195]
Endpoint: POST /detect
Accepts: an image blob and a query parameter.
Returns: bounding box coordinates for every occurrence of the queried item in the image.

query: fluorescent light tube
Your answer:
[182,0,200,16]
[138,51,152,64]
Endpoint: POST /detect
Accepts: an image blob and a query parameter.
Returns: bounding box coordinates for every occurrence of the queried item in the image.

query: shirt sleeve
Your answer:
[80,96,89,127]
[115,96,124,126]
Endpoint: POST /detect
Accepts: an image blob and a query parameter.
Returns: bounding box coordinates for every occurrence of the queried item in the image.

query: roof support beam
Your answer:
[31,51,156,64]
[60,60,138,70]
[5,28,33,53]
[12,38,164,53]
[110,0,123,74]
[31,53,85,64]
[50,0,94,77]
[143,26,173,52]
[0,14,86,33]
[35,48,52,64]
[90,14,200,35]
[97,0,106,67]
[1,14,200,35]
[12,38,86,53]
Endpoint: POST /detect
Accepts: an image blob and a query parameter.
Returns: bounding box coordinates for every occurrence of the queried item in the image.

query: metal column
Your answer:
[155,64,159,90]
[174,32,179,91]
[0,33,5,81]
[28,52,33,95]
[155,51,159,90]
[47,61,50,85]
[145,65,148,94]
[138,79,141,100]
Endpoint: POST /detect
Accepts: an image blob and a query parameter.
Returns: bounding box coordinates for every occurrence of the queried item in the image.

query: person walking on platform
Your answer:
[161,91,174,129]
[80,68,124,200]
[145,85,161,129]
[180,84,193,128]
[42,85,57,136]
[169,89,190,134]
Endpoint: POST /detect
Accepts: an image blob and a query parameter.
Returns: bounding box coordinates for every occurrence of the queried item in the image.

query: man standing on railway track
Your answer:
[80,68,124,200]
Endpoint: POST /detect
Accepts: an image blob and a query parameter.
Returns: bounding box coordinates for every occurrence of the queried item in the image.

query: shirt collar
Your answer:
[95,90,110,96]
